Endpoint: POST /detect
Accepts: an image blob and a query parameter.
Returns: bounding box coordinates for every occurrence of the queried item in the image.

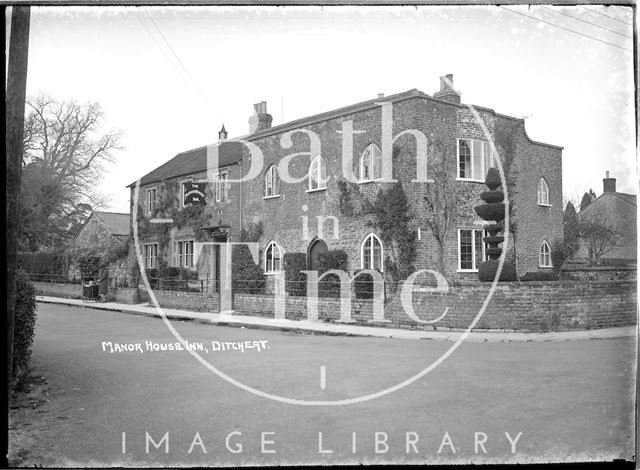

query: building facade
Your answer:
[129,75,563,285]
[577,172,637,263]
[74,211,130,253]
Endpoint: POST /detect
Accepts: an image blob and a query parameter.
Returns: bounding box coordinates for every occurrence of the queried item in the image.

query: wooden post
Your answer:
[6,6,30,391]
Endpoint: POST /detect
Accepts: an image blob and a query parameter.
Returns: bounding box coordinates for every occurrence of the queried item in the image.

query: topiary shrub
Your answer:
[12,271,38,388]
[283,252,307,297]
[232,245,266,294]
[316,250,348,298]
[521,271,559,282]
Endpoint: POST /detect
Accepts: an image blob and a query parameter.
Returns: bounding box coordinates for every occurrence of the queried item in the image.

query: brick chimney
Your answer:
[248,101,272,133]
[433,74,461,105]
[603,171,617,193]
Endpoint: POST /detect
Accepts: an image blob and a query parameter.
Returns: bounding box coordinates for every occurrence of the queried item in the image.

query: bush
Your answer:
[316,250,348,298]
[13,271,38,387]
[232,245,265,294]
[145,268,159,288]
[78,255,101,279]
[17,250,69,277]
[551,239,569,274]
[283,252,307,297]
[353,270,375,299]
[521,271,559,282]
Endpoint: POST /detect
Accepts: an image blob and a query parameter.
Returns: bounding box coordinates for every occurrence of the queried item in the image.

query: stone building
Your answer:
[74,211,130,253]
[577,172,637,264]
[129,75,563,285]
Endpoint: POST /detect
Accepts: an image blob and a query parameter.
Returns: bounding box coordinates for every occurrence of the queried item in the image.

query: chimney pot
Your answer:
[434,74,461,104]
[249,101,272,133]
[218,124,227,141]
[377,93,384,99]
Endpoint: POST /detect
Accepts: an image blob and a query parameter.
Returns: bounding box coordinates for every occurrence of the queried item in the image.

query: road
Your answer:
[9,303,635,466]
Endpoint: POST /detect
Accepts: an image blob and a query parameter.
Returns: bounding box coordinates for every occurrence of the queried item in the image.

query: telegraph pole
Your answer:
[6,5,31,395]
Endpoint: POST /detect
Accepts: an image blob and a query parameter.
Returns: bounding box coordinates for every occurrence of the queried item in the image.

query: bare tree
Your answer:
[423,139,465,277]
[20,95,123,250]
[579,208,621,264]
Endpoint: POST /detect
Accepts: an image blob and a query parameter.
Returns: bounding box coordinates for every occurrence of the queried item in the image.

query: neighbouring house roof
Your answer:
[75,211,130,239]
[128,140,244,188]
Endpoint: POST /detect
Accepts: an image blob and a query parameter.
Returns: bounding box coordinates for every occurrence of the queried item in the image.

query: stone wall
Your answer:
[232,279,636,332]
[561,266,636,282]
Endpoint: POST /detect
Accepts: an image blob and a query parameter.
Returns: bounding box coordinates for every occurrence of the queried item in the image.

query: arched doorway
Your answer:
[307,238,328,270]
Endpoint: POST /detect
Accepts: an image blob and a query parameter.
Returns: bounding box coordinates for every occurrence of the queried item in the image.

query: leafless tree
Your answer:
[423,139,465,277]
[20,95,123,250]
[579,208,621,264]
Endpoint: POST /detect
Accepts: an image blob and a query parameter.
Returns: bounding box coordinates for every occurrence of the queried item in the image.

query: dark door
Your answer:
[308,238,328,271]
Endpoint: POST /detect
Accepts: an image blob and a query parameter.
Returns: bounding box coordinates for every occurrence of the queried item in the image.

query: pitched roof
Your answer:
[94,211,130,236]
[74,211,130,239]
[615,192,637,206]
[130,87,562,185]
[128,140,243,188]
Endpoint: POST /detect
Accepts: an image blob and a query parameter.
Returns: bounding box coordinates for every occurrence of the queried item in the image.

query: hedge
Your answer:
[12,271,38,387]
[232,245,265,294]
[316,250,348,298]
[17,251,69,276]
[521,271,559,282]
[283,252,307,297]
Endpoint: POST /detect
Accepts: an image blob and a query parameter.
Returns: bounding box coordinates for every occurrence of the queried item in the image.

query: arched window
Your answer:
[537,177,550,206]
[361,233,384,271]
[539,240,552,268]
[308,155,327,191]
[359,144,382,182]
[265,241,282,273]
[264,165,279,197]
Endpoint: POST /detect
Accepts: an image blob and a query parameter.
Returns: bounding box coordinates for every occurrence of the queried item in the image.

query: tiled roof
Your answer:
[128,140,243,188]
[94,211,130,236]
[616,192,637,206]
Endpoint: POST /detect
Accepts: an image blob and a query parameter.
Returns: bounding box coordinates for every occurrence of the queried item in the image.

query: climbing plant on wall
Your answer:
[371,182,416,284]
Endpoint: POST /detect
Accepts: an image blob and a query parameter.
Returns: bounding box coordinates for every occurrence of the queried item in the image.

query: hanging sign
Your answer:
[183,182,207,206]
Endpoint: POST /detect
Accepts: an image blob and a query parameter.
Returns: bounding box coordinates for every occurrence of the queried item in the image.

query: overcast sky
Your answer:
[15,5,636,213]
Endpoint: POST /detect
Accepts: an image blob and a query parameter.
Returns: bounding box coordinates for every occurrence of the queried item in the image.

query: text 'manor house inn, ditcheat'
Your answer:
[128,74,562,290]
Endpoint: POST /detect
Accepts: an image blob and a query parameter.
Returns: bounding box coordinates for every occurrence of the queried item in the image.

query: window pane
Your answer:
[373,238,382,271]
[474,230,484,269]
[363,238,372,269]
[459,230,473,270]
[483,142,493,178]
[472,140,483,180]
[372,146,382,180]
[459,140,471,178]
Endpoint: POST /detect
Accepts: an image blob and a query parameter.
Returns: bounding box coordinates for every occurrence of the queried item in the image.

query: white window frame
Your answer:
[537,177,551,206]
[457,229,487,272]
[179,178,195,208]
[173,239,195,268]
[361,233,384,272]
[146,187,158,215]
[264,164,280,198]
[264,241,282,274]
[456,138,494,182]
[213,170,229,202]
[143,243,158,268]
[308,155,327,192]
[359,143,383,183]
[539,240,552,268]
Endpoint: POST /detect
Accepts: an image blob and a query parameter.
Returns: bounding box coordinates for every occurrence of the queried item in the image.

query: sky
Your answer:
[12,4,637,213]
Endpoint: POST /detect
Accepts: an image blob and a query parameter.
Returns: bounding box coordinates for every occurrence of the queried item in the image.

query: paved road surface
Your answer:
[9,304,636,466]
